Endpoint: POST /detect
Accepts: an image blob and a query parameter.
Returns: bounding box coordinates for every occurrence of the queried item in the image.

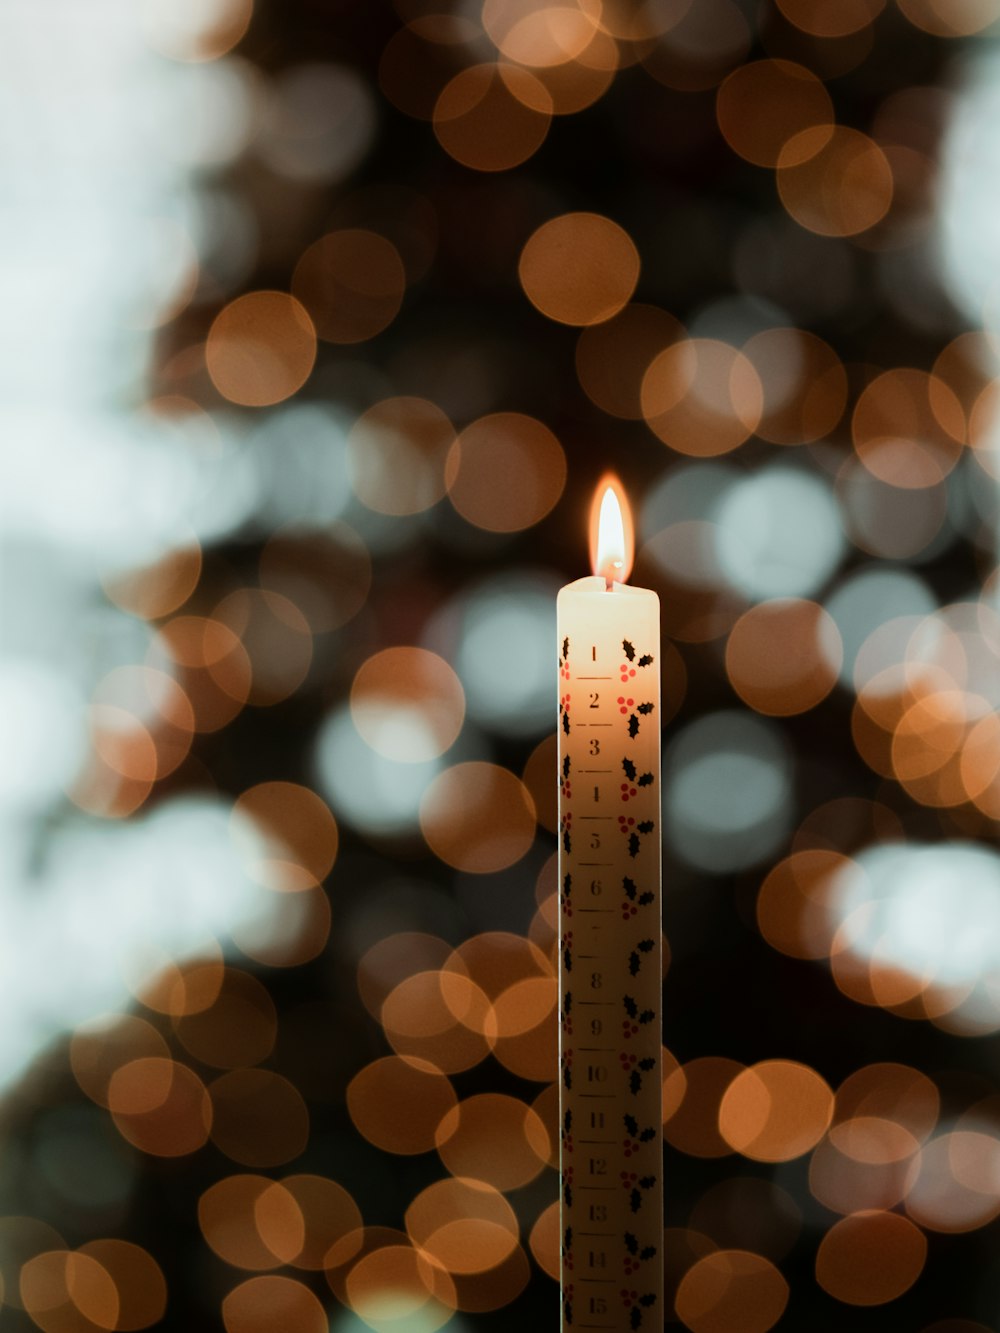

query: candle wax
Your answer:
[558,575,663,1331]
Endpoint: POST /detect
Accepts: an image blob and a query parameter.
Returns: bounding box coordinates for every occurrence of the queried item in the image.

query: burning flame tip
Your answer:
[589,473,634,584]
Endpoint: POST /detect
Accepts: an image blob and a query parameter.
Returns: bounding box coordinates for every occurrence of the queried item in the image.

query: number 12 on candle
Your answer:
[557,477,662,1330]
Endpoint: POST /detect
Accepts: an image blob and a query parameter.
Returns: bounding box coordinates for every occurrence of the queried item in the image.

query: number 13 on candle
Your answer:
[557,476,662,1331]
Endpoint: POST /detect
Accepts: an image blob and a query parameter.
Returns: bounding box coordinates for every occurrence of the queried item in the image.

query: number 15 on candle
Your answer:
[557,476,662,1331]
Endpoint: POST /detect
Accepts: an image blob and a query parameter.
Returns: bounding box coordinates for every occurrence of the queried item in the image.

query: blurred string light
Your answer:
[0,0,346,1082]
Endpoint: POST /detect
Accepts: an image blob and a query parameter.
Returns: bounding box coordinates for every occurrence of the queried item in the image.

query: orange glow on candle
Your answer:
[589,474,634,584]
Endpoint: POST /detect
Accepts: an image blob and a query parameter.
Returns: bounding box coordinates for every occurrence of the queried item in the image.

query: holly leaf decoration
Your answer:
[630,1308,642,1331]
[639,891,654,906]
[639,1175,656,1189]
[629,1070,642,1095]
[563,872,572,896]
[637,820,654,834]
[628,714,640,739]
[628,833,640,858]
[640,1127,656,1142]
[564,1226,573,1250]
[564,1107,572,1132]
[639,1008,654,1026]
[640,1246,656,1261]
[624,1232,638,1256]
[562,711,570,736]
[629,1186,641,1213]
[638,1059,655,1073]
[623,639,635,661]
[637,702,654,715]
[563,826,571,853]
[623,875,636,901]
[640,1294,657,1308]
[562,753,571,779]
[637,772,653,787]
[624,995,638,1018]
[629,939,654,975]
[624,1113,638,1136]
[562,637,569,660]
[623,757,637,781]
[638,653,653,667]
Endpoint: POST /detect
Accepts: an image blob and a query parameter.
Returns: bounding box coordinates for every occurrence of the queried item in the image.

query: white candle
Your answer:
[558,477,662,1331]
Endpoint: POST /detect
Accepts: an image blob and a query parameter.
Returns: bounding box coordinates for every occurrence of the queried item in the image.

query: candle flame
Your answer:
[589,474,634,585]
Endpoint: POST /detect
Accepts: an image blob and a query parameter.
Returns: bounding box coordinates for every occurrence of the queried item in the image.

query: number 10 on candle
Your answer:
[557,477,662,1330]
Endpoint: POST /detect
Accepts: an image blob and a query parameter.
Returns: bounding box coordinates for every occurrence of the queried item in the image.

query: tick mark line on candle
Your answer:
[576,676,612,680]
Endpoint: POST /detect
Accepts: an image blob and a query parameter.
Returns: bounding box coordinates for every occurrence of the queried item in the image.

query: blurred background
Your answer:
[5,0,1000,1329]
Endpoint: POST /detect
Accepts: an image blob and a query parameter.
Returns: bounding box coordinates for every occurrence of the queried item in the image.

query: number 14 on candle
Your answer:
[557,477,662,1331]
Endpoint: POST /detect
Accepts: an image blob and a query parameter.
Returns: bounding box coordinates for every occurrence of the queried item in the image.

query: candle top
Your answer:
[589,473,634,585]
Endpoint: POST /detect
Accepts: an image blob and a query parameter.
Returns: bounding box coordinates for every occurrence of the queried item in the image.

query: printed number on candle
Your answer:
[590,833,600,848]
[588,1065,608,1083]
[591,1018,602,1035]
[589,1250,607,1269]
[590,878,602,895]
[589,738,600,754]
[589,692,599,708]
[590,1111,605,1129]
[590,1203,607,1221]
[590,1298,608,1316]
[589,1157,608,1174]
[591,971,602,989]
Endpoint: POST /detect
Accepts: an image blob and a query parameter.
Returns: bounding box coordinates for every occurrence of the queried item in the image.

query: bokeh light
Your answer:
[445,412,566,533]
[641,338,763,457]
[420,762,536,873]
[434,64,553,171]
[206,291,317,407]
[674,1249,789,1333]
[716,60,834,168]
[292,231,406,345]
[664,712,792,872]
[816,1210,927,1305]
[519,212,640,326]
[10,0,1000,1327]
[718,1060,833,1161]
[350,1054,456,1156]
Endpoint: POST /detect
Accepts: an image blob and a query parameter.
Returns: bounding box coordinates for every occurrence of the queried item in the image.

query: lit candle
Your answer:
[558,476,662,1331]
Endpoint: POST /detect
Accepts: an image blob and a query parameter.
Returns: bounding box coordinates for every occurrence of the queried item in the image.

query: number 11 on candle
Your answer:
[557,476,662,1331]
